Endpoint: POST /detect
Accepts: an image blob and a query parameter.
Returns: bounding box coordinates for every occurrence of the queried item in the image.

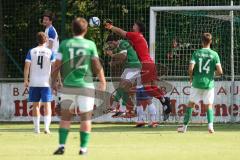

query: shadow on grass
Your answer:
[0,124,239,133]
[91,124,240,133]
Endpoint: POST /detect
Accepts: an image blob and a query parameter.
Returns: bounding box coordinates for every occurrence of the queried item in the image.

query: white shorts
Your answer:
[189,87,214,104]
[59,87,95,113]
[121,68,141,86]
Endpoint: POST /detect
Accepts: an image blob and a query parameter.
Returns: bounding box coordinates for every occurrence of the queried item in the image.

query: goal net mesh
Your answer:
[153,10,240,122]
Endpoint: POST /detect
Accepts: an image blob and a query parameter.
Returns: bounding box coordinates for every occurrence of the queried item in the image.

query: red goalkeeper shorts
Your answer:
[141,61,158,83]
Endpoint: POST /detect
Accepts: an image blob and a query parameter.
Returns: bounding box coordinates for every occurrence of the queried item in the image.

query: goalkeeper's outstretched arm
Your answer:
[104,22,127,38]
[111,26,127,38]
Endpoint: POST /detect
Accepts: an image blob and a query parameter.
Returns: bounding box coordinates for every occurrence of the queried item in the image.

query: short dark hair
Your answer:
[106,34,119,42]
[36,32,47,44]
[43,11,54,21]
[135,20,145,33]
[72,17,88,35]
[202,33,212,45]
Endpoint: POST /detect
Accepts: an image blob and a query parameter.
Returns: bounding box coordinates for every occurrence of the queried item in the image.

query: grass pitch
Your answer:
[0,123,239,160]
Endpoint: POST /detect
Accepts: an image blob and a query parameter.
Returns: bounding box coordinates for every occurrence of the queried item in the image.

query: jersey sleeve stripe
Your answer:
[48,27,56,39]
[50,51,56,61]
[51,59,56,63]
[25,50,32,61]
[119,50,127,54]
[190,60,195,64]
[48,38,54,41]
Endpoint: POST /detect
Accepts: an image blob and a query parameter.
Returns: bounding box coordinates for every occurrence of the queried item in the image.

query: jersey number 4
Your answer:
[199,58,210,74]
[37,56,43,69]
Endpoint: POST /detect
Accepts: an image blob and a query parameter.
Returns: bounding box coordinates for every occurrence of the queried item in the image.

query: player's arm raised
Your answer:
[105,21,127,38]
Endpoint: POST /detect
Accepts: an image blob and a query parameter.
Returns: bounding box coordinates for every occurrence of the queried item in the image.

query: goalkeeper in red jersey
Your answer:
[104,20,172,121]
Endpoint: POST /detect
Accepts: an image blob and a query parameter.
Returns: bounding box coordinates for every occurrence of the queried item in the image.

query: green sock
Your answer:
[122,93,129,106]
[183,107,193,125]
[114,88,124,102]
[80,131,90,148]
[59,128,69,145]
[207,108,214,124]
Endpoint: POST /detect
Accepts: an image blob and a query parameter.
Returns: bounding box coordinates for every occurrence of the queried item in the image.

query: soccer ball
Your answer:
[89,17,100,27]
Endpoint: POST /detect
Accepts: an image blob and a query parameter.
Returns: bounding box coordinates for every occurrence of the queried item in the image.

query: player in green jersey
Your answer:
[105,34,158,127]
[178,33,223,133]
[52,17,106,155]
[104,34,141,117]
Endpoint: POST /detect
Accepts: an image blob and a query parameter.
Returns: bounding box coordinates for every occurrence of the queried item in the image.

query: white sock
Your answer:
[80,147,87,152]
[119,105,126,112]
[44,115,51,131]
[33,116,40,132]
[208,123,214,130]
[59,144,65,148]
[183,125,188,132]
[136,105,145,123]
[147,103,157,123]
[111,101,119,109]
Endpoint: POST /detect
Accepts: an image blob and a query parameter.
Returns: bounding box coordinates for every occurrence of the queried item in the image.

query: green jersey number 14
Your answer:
[199,58,211,74]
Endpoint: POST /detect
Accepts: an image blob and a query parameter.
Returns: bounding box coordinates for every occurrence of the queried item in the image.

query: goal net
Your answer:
[150,6,240,123]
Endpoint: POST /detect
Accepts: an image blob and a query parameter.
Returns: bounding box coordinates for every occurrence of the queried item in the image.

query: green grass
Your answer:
[0,123,239,160]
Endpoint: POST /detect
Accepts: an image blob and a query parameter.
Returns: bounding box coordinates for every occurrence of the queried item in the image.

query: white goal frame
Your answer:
[149,4,240,122]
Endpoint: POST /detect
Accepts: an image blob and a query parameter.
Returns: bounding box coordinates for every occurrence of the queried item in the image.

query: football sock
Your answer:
[207,108,214,128]
[59,128,69,146]
[183,107,193,125]
[136,105,145,122]
[33,116,40,132]
[80,131,90,149]
[119,105,126,112]
[147,103,157,122]
[114,88,124,102]
[44,115,51,131]
[80,147,87,152]
[122,92,130,107]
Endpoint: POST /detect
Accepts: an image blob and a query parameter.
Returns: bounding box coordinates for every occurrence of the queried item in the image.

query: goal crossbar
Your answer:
[150,6,240,12]
[149,5,240,61]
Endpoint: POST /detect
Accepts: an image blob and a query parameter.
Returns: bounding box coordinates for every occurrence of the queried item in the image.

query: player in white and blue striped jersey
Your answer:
[42,11,62,109]
[24,32,55,134]
[42,11,59,54]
